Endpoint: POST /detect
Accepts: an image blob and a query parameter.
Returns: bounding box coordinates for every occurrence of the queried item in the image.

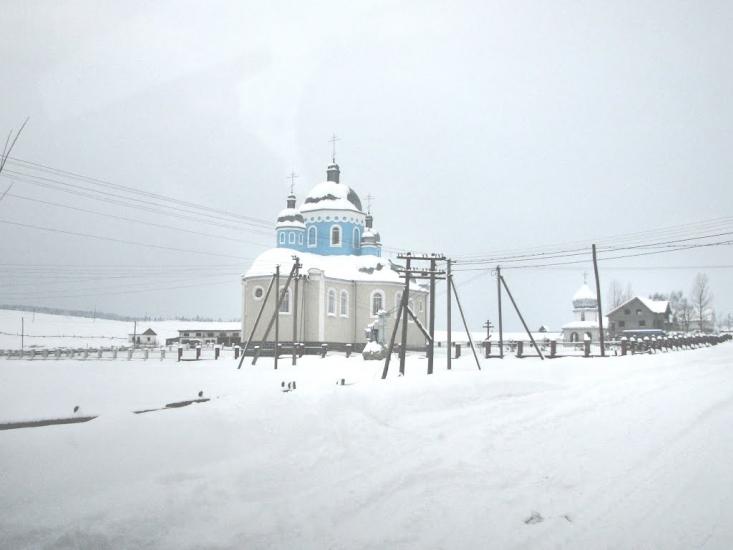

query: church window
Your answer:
[371,290,385,316]
[279,232,285,244]
[307,226,317,247]
[340,290,349,317]
[253,286,264,300]
[581,311,586,321]
[331,225,341,246]
[288,232,295,244]
[279,289,290,314]
[327,289,336,316]
[353,227,361,248]
[570,332,578,342]
[298,233,303,245]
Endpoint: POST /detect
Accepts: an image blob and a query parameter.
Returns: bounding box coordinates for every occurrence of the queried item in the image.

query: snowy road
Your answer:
[1,345,732,549]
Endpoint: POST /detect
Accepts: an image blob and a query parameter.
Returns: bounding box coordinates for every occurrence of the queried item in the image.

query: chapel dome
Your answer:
[276,207,304,229]
[572,283,597,309]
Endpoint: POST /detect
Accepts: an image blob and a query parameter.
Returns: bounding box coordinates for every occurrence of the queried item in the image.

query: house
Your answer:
[176,325,241,346]
[241,158,428,352]
[128,328,158,347]
[606,297,672,337]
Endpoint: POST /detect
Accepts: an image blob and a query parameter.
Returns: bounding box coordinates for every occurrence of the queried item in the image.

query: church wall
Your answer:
[242,275,429,349]
[304,220,364,256]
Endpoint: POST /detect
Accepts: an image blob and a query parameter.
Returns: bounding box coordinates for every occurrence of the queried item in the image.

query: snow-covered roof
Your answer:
[606,296,670,316]
[243,248,422,285]
[300,181,363,214]
[142,328,157,336]
[276,207,305,229]
[572,284,596,303]
[561,320,602,330]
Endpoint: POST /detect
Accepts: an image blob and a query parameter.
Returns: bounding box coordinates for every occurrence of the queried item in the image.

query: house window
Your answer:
[624,309,630,315]
[331,225,341,246]
[307,226,317,247]
[353,227,361,248]
[639,320,646,327]
[207,332,214,337]
[327,289,336,316]
[340,290,349,317]
[279,232,285,244]
[183,332,189,337]
[288,232,295,244]
[371,290,385,316]
[196,332,202,337]
[618,320,626,328]
[636,309,642,316]
[279,289,290,314]
[253,286,264,300]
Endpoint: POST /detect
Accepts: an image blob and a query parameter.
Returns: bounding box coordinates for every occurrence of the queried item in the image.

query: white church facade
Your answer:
[240,160,428,352]
[561,280,607,343]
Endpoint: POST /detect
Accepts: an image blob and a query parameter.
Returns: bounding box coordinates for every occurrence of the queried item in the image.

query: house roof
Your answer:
[606,296,670,316]
[142,328,157,335]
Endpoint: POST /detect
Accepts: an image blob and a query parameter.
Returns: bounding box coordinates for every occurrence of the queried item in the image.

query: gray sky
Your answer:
[1,0,731,329]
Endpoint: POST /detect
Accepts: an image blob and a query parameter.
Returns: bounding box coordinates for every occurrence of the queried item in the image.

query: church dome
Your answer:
[276,206,304,229]
[572,283,597,309]
[299,163,363,214]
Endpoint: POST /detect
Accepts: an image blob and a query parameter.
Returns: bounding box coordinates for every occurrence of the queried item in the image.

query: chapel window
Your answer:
[308,226,317,247]
[331,225,341,246]
[371,291,384,316]
[327,289,336,316]
[340,290,349,317]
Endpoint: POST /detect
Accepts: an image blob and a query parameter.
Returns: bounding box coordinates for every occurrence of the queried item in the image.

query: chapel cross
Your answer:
[366,193,374,213]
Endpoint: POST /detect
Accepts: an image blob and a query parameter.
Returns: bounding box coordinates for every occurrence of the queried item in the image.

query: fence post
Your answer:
[320,343,328,358]
[112,349,117,360]
[215,347,220,360]
[584,340,590,358]
[516,341,524,358]
[177,347,183,362]
[195,346,201,360]
[161,349,165,361]
[484,340,491,359]
[127,349,133,360]
[345,344,352,358]
[454,343,461,359]
[234,346,240,360]
[144,349,149,361]
[550,340,557,358]
[621,338,627,356]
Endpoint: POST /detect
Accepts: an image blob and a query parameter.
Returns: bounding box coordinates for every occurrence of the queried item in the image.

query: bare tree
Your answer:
[678,297,693,332]
[607,280,624,308]
[690,273,713,332]
[623,282,634,303]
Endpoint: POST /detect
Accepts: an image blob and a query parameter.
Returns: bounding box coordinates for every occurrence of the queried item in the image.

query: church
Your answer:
[561,279,607,343]
[240,158,429,352]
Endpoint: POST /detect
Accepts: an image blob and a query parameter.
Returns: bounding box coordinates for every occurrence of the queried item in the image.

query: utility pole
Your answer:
[399,256,411,375]
[292,274,299,366]
[446,258,452,370]
[21,317,24,352]
[274,264,280,370]
[133,320,137,349]
[427,256,437,375]
[496,266,504,358]
[499,274,544,360]
[592,244,606,357]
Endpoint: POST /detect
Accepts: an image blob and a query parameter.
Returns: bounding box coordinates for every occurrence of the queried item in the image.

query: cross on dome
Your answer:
[329,133,340,163]
[287,171,298,194]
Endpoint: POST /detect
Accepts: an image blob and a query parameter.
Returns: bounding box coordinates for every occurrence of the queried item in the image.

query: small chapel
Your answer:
[240,156,428,352]
[560,277,607,343]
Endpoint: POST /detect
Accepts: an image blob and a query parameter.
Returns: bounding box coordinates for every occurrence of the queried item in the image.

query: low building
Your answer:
[606,297,672,337]
[177,326,241,346]
[128,328,158,347]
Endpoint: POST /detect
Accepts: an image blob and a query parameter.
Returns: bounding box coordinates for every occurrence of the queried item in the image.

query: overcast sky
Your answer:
[1,0,731,330]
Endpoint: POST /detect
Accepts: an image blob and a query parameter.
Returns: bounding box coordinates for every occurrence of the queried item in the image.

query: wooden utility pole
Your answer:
[292,273,299,366]
[592,244,606,357]
[499,275,544,360]
[133,320,137,349]
[274,265,280,370]
[399,256,411,376]
[238,273,276,368]
[496,266,504,358]
[446,259,452,370]
[427,257,437,375]
[21,317,24,352]
[450,278,481,371]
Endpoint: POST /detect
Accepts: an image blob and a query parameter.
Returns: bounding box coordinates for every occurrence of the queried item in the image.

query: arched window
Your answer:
[298,233,303,245]
[331,225,341,246]
[580,311,586,321]
[279,232,285,244]
[353,227,361,248]
[288,232,295,244]
[327,289,336,316]
[371,290,385,316]
[570,332,578,342]
[339,290,349,317]
[307,226,317,247]
[279,289,290,314]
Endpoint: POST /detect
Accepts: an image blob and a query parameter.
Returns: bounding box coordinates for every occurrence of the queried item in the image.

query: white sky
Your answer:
[1,0,731,329]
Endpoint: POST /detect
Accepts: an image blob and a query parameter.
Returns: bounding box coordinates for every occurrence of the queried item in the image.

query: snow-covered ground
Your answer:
[1,343,732,549]
[0,309,239,349]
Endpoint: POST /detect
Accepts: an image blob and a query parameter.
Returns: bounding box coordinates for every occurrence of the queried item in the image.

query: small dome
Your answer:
[276,207,305,229]
[361,228,381,246]
[572,283,597,308]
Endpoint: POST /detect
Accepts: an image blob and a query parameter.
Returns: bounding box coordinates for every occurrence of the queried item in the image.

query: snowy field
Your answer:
[0,309,239,350]
[1,343,732,549]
